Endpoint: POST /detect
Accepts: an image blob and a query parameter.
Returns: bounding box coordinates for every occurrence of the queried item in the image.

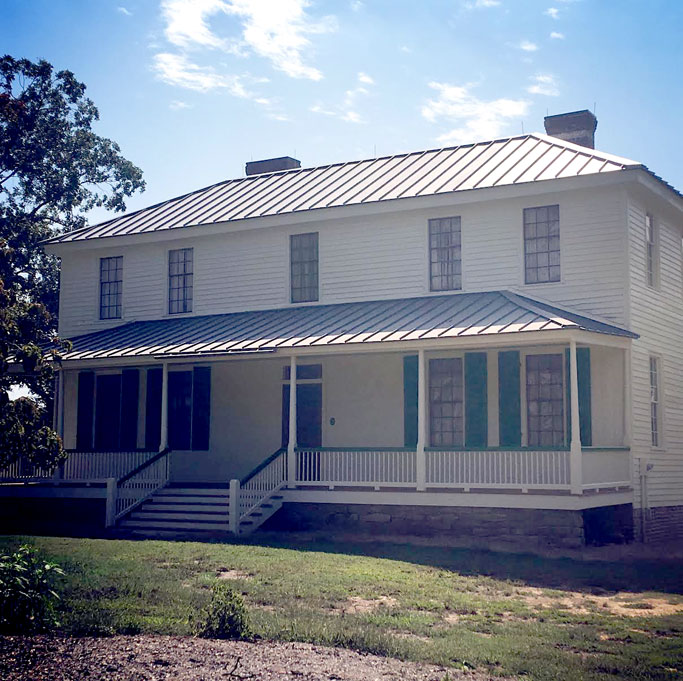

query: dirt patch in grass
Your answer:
[334,595,398,614]
[217,568,253,580]
[0,635,469,681]
[514,587,683,618]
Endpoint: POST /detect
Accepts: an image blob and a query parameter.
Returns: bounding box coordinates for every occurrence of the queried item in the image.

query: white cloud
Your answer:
[527,74,559,96]
[159,0,336,81]
[350,0,363,10]
[310,72,372,124]
[518,40,539,52]
[464,0,501,8]
[545,7,560,18]
[169,100,192,109]
[399,45,412,54]
[550,31,565,39]
[153,53,233,92]
[422,82,528,144]
[117,6,132,15]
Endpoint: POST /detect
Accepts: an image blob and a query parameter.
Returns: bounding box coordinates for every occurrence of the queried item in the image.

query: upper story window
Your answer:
[429,217,462,292]
[650,356,661,447]
[524,205,560,284]
[169,248,193,314]
[645,213,659,288]
[99,256,123,320]
[290,232,318,303]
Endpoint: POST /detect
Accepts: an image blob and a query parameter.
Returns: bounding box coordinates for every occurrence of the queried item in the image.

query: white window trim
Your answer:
[288,231,320,306]
[426,351,467,448]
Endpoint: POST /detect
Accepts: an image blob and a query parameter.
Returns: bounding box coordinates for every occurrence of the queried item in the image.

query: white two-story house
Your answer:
[4,110,682,548]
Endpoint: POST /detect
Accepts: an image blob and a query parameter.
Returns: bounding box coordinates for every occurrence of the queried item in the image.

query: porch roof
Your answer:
[58,291,637,361]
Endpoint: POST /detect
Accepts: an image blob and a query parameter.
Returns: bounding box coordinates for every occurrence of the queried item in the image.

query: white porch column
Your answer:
[287,355,297,488]
[416,349,427,491]
[159,362,169,452]
[569,339,583,495]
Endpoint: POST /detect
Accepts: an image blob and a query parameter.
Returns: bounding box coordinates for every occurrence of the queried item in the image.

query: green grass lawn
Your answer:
[2,535,682,680]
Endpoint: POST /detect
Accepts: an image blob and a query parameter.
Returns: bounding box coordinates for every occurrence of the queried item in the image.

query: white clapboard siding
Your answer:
[57,185,630,338]
[627,195,683,510]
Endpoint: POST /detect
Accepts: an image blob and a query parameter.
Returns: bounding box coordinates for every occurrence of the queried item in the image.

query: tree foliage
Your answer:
[0,55,145,469]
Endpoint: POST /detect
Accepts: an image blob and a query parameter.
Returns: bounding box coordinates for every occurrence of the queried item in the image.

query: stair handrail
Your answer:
[112,447,172,523]
[238,448,287,521]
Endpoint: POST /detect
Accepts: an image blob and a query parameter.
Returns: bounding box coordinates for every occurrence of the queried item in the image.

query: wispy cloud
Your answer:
[310,72,373,124]
[517,40,539,52]
[350,0,363,10]
[169,100,192,109]
[117,6,132,16]
[527,74,559,96]
[159,0,336,81]
[464,0,501,8]
[422,82,528,144]
[550,31,565,39]
[545,7,560,19]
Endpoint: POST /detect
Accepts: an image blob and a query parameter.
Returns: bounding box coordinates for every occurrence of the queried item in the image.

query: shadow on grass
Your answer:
[239,534,683,596]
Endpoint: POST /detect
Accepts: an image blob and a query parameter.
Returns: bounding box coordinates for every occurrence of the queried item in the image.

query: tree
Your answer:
[0,55,145,470]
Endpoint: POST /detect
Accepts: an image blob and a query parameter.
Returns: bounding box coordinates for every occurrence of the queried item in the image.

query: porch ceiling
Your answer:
[57,291,637,361]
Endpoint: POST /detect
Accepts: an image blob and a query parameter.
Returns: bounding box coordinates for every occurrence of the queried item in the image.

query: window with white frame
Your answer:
[650,355,661,447]
[99,256,123,319]
[645,213,658,287]
[169,248,193,314]
[429,358,464,446]
[524,205,560,284]
[429,217,462,291]
[290,232,319,303]
[526,353,565,447]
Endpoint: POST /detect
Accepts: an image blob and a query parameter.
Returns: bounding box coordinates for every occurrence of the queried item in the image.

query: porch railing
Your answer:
[296,448,417,487]
[238,448,287,520]
[0,450,157,483]
[581,447,631,490]
[426,448,571,490]
[113,448,171,523]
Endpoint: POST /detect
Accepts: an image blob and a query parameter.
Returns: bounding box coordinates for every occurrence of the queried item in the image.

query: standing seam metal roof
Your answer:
[58,291,637,361]
[45,133,644,244]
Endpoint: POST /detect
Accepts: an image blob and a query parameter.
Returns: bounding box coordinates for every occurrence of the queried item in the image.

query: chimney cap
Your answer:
[544,109,597,149]
[245,156,301,176]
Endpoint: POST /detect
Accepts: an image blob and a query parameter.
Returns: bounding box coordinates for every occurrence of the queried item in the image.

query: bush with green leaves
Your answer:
[0,544,64,632]
[197,583,252,640]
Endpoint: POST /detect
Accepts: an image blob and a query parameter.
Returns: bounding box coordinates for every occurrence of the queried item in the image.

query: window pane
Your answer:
[169,248,193,314]
[99,256,123,320]
[526,354,564,447]
[291,233,319,303]
[429,217,462,291]
[524,206,560,284]
[650,356,660,447]
[429,358,464,447]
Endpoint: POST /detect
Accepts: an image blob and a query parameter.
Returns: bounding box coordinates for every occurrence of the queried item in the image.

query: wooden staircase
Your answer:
[117,484,283,537]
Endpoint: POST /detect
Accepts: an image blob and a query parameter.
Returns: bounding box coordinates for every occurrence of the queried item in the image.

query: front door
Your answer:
[281,383,322,448]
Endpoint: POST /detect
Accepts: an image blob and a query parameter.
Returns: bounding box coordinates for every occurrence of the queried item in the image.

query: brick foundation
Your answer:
[265,503,588,549]
[634,505,683,543]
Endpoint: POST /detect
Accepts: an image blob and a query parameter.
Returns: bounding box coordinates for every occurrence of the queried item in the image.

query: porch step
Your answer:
[154,488,230,498]
[151,495,230,505]
[123,518,231,532]
[130,510,229,522]
[146,502,229,513]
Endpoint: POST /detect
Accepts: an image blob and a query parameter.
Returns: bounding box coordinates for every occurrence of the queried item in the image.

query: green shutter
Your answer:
[76,371,95,451]
[465,352,488,447]
[192,367,211,451]
[145,368,162,451]
[565,347,592,446]
[403,355,418,447]
[120,369,139,450]
[498,351,521,447]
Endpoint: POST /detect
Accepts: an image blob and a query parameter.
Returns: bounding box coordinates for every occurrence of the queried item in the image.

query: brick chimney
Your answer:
[245,156,301,176]
[543,110,597,149]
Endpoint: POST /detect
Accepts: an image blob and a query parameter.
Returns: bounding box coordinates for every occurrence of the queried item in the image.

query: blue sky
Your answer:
[2,0,682,222]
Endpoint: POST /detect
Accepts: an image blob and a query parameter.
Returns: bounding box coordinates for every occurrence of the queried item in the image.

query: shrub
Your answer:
[197,583,252,640]
[0,545,64,633]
